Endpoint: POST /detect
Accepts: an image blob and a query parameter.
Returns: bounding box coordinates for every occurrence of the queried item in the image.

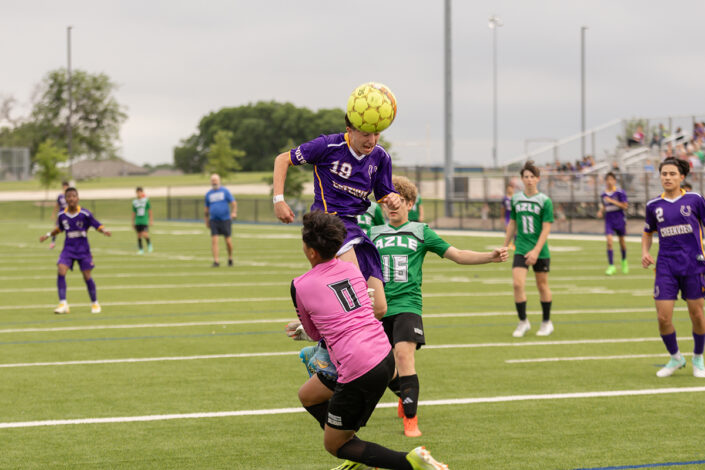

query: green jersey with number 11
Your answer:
[369,222,451,318]
[510,191,553,258]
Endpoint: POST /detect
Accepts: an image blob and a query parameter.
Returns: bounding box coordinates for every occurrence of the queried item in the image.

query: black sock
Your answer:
[145,237,151,244]
[399,374,419,418]
[515,301,527,321]
[304,402,328,430]
[138,238,143,249]
[541,301,552,322]
[337,436,412,470]
[388,375,402,397]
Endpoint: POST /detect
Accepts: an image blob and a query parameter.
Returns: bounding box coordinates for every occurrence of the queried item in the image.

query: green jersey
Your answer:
[132,197,151,225]
[356,201,385,231]
[408,195,423,222]
[369,221,451,318]
[510,191,553,258]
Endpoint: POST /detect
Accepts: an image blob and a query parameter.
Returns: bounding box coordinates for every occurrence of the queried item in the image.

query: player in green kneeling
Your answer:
[370,176,508,437]
[503,160,555,338]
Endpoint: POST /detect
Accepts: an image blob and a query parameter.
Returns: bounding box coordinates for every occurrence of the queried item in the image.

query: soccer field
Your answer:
[1,220,703,470]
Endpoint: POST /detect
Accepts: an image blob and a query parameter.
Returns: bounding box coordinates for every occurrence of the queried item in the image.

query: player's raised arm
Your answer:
[443,246,509,265]
[503,219,516,248]
[273,152,295,223]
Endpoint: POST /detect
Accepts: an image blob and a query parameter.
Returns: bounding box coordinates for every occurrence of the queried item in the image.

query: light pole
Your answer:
[444,0,453,216]
[489,15,503,169]
[67,26,73,179]
[580,26,588,159]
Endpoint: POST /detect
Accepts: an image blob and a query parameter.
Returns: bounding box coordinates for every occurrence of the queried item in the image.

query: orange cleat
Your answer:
[403,416,422,437]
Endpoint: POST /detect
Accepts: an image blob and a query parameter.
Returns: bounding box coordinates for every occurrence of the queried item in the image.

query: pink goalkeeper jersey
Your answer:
[292,258,391,384]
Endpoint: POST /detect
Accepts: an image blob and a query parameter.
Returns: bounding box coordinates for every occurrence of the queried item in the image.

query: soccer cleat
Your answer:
[91,302,101,314]
[404,416,423,437]
[330,461,375,470]
[299,345,317,377]
[512,320,530,338]
[54,302,69,314]
[536,320,554,336]
[212,262,220,268]
[397,397,405,418]
[656,356,687,377]
[147,243,153,253]
[137,249,144,255]
[605,265,617,276]
[49,242,55,249]
[406,446,448,470]
[621,259,629,274]
[693,356,705,378]
[228,259,233,267]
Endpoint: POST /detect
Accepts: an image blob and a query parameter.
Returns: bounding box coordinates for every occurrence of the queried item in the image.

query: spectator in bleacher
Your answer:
[693,122,704,144]
[650,123,668,149]
[674,127,687,144]
[627,125,645,147]
[693,140,705,165]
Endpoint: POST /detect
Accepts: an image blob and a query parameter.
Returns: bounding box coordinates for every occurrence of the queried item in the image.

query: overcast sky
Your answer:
[2,1,704,168]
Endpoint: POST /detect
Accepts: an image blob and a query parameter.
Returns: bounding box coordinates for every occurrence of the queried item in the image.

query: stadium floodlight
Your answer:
[488,15,503,169]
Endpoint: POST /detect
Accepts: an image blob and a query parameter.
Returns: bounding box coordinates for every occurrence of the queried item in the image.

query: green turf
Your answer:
[0,220,701,469]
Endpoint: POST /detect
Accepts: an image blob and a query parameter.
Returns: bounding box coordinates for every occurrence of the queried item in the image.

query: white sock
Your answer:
[672,352,683,361]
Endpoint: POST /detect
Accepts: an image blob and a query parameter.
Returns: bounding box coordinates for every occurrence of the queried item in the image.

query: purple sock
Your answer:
[85,278,97,302]
[661,331,679,355]
[693,332,705,355]
[621,248,626,260]
[57,275,66,301]
[607,250,614,265]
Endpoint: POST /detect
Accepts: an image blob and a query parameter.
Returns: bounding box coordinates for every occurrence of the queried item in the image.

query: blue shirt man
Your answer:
[204,174,237,267]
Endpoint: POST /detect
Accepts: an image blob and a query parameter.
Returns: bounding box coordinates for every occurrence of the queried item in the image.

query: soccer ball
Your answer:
[346,82,397,133]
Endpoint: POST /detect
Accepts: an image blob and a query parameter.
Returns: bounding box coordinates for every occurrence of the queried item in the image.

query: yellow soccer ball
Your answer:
[346,82,397,133]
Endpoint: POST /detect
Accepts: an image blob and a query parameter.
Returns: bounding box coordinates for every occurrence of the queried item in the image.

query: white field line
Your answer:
[0,307,666,335]
[506,352,694,364]
[0,385,700,429]
[0,336,681,369]
[0,288,654,311]
[0,278,654,293]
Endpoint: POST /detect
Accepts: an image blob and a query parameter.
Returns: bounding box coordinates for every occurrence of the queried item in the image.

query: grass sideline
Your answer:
[1,220,703,469]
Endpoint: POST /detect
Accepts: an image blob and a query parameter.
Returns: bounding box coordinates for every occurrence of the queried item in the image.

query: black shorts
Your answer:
[512,253,550,272]
[382,312,425,349]
[134,224,149,233]
[316,371,337,392]
[209,219,232,237]
[326,350,395,431]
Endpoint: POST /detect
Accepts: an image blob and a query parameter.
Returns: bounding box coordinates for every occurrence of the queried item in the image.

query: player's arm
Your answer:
[52,203,59,221]
[525,221,551,266]
[418,203,424,222]
[132,210,136,227]
[288,280,321,341]
[230,200,237,219]
[503,219,516,247]
[204,205,210,228]
[273,152,295,223]
[641,231,655,268]
[443,246,508,265]
[605,196,628,210]
[39,226,60,242]
[96,225,112,237]
[148,208,153,226]
[596,201,604,218]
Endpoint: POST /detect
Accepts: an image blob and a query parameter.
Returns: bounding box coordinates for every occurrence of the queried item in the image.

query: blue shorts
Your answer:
[605,217,626,237]
[58,252,94,271]
[654,263,705,300]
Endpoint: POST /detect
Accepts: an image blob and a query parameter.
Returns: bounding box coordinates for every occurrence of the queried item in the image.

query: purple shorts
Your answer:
[654,264,705,300]
[604,216,626,236]
[58,252,94,271]
[339,216,384,282]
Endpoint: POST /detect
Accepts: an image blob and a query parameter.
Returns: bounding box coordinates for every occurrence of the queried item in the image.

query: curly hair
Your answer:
[302,211,347,260]
[391,175,418,203]
[659,157,690,177]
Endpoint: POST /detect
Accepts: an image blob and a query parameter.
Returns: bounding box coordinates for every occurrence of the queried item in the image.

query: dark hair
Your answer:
[344,113,353,129]
[520,160,540,178]
[659,157,690,177]
[605,172,616,180]
[65,187,78,196]
[302,211,347,260]
[683,182,693,191]
[61,181,69,186]
[136,187,144,192]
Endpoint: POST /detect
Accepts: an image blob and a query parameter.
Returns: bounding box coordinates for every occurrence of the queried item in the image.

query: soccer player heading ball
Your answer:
[39,187,111,314]
[273,82,401,316]
[642,157,705,378]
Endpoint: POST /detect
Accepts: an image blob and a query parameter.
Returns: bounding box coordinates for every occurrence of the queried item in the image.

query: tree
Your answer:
[204,130,244,179]
[0,69,127,161]
[35,139,67,203]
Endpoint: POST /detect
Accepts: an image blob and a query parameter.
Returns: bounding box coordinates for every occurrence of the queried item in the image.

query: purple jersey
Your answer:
[56,207,103,257]
[645,191,705,275]
[503,196,512,224]
[602,188,628,235]
[290,133,396,217]
[57,193,67,211]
